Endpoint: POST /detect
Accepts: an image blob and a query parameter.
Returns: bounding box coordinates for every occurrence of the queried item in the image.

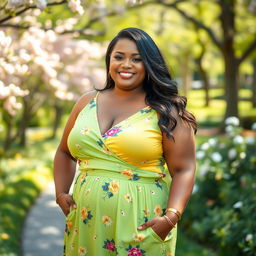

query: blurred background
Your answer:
[0,0,255,255]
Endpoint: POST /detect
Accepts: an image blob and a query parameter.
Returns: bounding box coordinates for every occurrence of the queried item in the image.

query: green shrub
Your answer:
[182,118,256,255]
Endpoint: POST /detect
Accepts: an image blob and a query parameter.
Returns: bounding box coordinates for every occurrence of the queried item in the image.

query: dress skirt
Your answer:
[64,169,177,256]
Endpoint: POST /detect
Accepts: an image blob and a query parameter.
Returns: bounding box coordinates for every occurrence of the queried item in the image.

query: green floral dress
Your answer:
[65,92,177,256]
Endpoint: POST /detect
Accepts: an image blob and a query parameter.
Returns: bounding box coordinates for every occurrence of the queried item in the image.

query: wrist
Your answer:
[56,192,68,204]
[163,215,176,228]
[165,207,182,220]
[165,211,179,223]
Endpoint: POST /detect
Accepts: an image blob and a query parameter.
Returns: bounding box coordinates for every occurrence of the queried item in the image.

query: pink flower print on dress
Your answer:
[103,239,116,252]
[126,245,145,256]
[103,126,121,138]
[106,241,115,251]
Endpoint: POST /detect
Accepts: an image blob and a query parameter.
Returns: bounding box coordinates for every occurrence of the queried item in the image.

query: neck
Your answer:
[110,86,145,99]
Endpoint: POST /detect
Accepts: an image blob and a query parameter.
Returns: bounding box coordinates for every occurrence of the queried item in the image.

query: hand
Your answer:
[56,193,77,216]
[137,216,175,241]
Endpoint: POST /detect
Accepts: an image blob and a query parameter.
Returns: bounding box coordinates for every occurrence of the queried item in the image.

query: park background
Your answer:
[0,0,256,255]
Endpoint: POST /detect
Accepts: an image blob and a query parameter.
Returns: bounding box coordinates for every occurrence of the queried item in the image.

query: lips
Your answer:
[118,71,135,79]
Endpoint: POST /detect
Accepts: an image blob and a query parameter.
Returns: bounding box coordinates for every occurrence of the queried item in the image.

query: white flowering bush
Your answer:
[0,27,105,151]
[182,117,256,255]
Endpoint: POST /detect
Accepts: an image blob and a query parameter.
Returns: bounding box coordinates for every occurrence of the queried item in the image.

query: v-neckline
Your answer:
[95,91,151,137]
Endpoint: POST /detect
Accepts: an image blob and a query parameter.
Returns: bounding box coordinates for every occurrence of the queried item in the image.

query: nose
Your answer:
[122,58,132,68]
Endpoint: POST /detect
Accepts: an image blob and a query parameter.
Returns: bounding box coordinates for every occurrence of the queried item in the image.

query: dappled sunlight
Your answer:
[22,182,65,255]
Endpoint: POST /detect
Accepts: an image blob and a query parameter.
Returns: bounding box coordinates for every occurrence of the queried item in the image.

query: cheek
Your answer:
[138,65,146,78]
[109,63,117,75]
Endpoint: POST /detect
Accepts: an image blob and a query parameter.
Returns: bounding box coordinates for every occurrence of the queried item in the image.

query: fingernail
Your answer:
[137,226,142,230]
[73,205,77,209]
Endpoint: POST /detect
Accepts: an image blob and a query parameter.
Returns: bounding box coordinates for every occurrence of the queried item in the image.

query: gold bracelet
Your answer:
[56,192,68,204]
[165,208,182,220]
[163,215,176,228]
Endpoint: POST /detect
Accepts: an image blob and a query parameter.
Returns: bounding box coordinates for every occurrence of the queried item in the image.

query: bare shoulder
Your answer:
[75,90,98,114]
[57,90,98,154]
[163,106,194,140]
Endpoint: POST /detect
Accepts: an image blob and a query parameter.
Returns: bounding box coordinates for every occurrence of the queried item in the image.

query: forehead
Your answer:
[112,38,139,54]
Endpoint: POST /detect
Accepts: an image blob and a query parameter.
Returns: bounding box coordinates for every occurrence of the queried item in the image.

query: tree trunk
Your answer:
[195,55,210,107]
[252,60,256,108]
[3,113,14,152]
[50,104,63,139]
[15,98,31,147]
[223,54,239,118]
[220,0,239,119]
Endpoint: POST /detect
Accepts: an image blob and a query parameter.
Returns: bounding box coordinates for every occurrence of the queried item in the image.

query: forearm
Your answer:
[53,149,77,197]
[166,168,195,215]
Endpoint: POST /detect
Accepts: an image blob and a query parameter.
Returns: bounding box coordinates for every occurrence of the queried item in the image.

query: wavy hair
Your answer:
[99,27,197,139]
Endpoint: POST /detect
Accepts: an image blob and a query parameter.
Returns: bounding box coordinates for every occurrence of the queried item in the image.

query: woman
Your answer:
[54,27,197,256]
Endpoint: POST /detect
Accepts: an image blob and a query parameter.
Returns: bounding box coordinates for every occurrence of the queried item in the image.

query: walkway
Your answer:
[22,182,65,256]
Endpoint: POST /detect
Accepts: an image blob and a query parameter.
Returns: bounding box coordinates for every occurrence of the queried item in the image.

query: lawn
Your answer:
[186,88,256,126]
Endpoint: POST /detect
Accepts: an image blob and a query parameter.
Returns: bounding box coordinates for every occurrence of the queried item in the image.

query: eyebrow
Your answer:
[114,51,140,56]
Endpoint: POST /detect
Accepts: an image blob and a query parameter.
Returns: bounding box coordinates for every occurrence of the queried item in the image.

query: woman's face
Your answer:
[109,38,146,91]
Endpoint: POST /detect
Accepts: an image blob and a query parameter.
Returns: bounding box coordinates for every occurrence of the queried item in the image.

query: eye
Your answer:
[133,58,142,62]
[114,55,123,60]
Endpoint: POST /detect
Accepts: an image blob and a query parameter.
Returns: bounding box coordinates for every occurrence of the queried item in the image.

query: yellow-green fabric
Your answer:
[65,92,177,256]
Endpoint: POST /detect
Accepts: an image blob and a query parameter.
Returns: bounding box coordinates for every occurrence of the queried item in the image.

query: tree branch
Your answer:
[237,36,256,65]
[0,0,67,24]
[157,0,222,50]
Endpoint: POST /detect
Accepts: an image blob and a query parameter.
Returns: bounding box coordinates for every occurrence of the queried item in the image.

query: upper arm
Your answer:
[162,108,196,177]
[57,90,97,157]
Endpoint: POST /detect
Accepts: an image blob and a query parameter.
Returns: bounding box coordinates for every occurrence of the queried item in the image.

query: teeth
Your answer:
[120,72,133,78]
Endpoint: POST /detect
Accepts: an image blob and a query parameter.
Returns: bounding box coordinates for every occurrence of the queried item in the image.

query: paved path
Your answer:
[22,182,65,256]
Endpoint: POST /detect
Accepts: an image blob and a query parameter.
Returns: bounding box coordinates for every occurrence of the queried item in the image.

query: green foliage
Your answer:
[181,119,256,255]
[176,229,217,256]
[0,129,57,255]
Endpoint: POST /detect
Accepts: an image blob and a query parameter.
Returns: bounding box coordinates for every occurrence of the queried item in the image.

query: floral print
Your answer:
[75,144,81,149]
[89,98,96,108]
[81,207,93,224]
[64,93,177,255]
[65,220,73,236]
[102,215,113,226]
[78,246,87,255]
[102,180,120,198]
[80,127,91,135]
[155,178,163,189]
[80,173,86,185]
[124,193,132,203]
[154,205,162,217]
[102,126,122,138]
[140,107,152,114]
[97,139,112,154]
[103,239,117,252]
[121,169,140,181]
[126,245,146,256]
[143,208,150,222]
[133,233,145,242]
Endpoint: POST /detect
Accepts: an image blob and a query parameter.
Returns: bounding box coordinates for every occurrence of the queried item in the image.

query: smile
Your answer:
[118,72,135,79]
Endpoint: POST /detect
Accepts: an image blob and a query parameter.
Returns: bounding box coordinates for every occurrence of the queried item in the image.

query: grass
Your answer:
[186,88,256,126]
[0,128,58,256]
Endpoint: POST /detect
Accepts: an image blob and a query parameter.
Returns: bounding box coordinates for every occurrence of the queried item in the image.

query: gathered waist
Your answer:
[79,169,165,184]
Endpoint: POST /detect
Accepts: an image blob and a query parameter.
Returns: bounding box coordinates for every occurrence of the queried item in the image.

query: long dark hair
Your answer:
[99,27,197,139]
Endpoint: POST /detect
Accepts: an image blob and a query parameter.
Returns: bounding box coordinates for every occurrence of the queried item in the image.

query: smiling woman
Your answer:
[54,27,197,256]
[108,39,146,92]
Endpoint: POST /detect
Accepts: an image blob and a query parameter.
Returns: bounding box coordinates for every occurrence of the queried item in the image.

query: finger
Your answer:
[137,220,153,230]
[66,195,77,209]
